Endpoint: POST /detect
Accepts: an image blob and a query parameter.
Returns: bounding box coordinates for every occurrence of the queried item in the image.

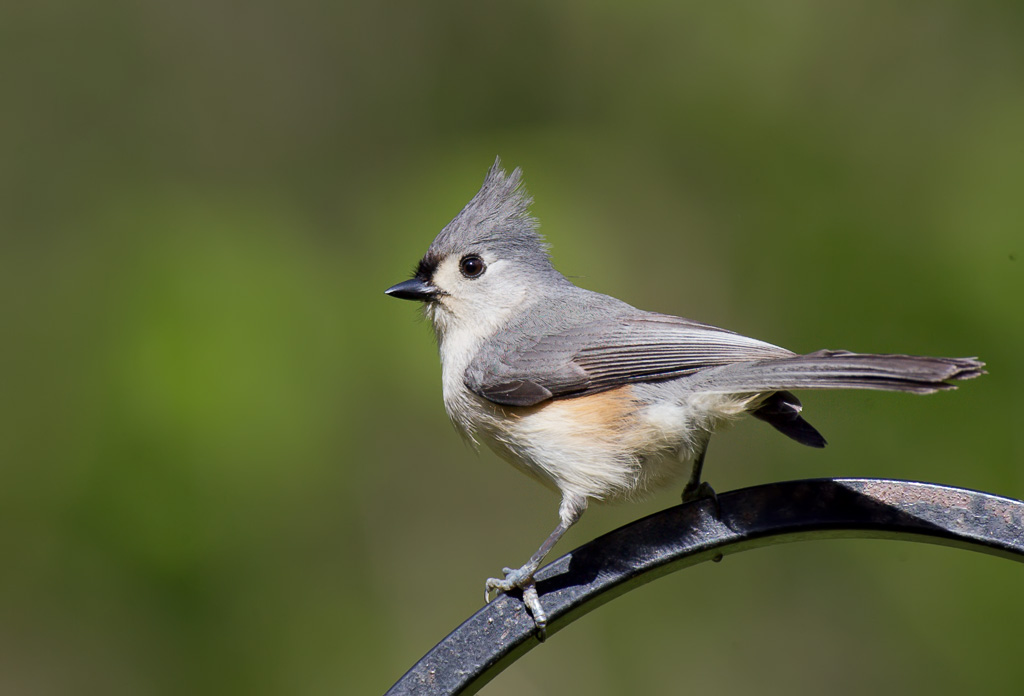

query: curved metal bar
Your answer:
[384,478,1024,696]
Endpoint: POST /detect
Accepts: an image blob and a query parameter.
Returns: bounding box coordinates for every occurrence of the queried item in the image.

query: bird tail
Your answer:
[696,350,985,448]
[698,350,985,395]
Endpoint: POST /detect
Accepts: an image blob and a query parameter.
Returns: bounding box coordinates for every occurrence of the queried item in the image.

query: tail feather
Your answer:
[697,350,985,395]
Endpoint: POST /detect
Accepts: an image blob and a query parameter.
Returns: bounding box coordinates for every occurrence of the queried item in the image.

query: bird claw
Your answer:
[484,566,530,602]
[522,583,548,638]
[682,481,721,516]
[484,565,548,636]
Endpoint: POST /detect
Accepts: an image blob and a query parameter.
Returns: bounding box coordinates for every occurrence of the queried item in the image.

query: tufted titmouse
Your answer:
[385,159,984,629]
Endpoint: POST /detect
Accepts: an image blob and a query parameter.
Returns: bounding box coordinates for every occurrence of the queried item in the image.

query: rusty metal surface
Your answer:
[383,479,1024,696]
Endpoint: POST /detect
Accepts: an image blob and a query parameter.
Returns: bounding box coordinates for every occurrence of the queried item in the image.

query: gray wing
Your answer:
[464,312,795,407]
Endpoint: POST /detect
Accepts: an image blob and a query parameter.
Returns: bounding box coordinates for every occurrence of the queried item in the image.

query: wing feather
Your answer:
[465,312,794,406]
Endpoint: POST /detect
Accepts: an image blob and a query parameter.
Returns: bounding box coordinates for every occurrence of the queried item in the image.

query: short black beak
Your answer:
[385,278,438,301]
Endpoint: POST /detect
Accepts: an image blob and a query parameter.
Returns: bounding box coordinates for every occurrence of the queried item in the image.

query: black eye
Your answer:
[459,254,486,278]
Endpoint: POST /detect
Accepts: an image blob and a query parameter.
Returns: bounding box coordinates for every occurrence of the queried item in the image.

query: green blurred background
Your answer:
[3,2,1023,694]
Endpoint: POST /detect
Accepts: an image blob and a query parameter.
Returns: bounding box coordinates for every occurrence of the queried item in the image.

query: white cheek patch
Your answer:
[433,257,522,335]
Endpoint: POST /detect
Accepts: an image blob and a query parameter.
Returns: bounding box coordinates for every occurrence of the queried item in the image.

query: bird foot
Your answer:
[681,480,721,516]
[484,566,531,599]
[485,565,548,636]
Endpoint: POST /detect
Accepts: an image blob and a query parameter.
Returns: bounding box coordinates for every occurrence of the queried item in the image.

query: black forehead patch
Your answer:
[415,252,440,281]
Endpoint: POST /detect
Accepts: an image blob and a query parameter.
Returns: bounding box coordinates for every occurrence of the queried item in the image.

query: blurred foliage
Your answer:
[2,2,1023,695]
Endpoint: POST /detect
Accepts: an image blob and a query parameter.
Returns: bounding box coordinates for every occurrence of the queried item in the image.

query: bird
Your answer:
[385,158,985,630]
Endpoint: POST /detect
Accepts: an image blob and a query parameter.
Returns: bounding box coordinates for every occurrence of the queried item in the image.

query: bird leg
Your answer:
[485,494,586,632]
[681,438,720,513]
